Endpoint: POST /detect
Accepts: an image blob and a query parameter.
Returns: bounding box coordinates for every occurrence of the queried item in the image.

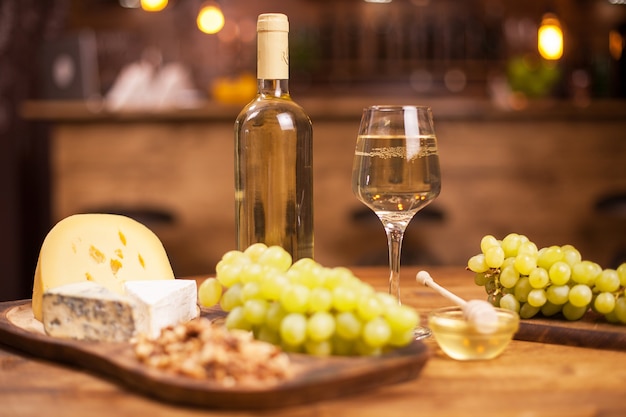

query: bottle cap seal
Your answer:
[257,13,289,33]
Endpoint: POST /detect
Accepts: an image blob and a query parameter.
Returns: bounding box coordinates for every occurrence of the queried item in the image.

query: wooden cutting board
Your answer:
[0,300,429,410]
[515,312,626,351]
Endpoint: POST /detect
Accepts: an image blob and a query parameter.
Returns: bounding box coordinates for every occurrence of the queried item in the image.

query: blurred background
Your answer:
[2,0,626,301]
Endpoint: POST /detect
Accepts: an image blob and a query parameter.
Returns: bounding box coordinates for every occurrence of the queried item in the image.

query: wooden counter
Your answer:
[1,266,625,417]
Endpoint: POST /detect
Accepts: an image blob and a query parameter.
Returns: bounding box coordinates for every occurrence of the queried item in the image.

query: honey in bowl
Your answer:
[428,306,519,360]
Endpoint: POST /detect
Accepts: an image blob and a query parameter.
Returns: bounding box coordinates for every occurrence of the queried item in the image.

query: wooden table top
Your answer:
[2,266,625,417]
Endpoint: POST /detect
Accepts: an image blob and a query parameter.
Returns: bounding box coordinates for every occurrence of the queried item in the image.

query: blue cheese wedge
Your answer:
[124,279,199,339]
[42,281,136,342]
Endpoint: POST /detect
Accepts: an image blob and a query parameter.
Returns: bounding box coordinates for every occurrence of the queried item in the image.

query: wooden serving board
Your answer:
[0,300,429,410]
[515,313,626,351]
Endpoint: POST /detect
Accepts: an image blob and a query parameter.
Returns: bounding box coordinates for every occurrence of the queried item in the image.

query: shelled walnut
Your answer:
[133,318,291,386]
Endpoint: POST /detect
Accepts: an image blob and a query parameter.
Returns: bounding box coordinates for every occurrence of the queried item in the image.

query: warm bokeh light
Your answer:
[609,30,624,60]
[140,0,167,12]
[538,14,563,60]
[197,4,225,34]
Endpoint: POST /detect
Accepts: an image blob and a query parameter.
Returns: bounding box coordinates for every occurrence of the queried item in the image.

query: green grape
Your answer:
[514,253,537,276]
[541,301,563,317]
[308,287,333,313]
[501,233,522,258]
[256,326,280,345]
[220,283,243,312]
[362,317,392,348]
[485,246,505,269]
[265,301,286,331]
[198,277,223,307]
[259,272,290,300]
[377,292,399,308]
[474,273,490,286]
[568,284,593,308]
[546,284,569,305]
[614,297,626,324]
[501,256,516,269]
[325,267,357,290]
[304,339,333,356]
[594,292,616,315]
[528,267,550,289]
[527,288,547,307]
[279,313,307,346]
[384,304,419,333]
[484,279,497,295]
[499,265,520,289]
[257,245,292,272]
[356,294,384,321]
[332,336,355,356]
[487,293,502,307]
[595,269,620,293]
[335,311,362,340]
[243,242,269,261]
[239,262,265,284]
[548,261,571,285]
[280,283,310,313]
[561,245,582,266]
[306,311,336,342]
[225,306,252,331]
[354,339,383,356]
[514,277,532,303]
[241,281,262,302]
[480,234,500,253]
[243,299,269,325]
[467,254,489,273]
[537,246,564,270]
[617,263,626,287]
[215,262,244,288]
[388,328,415,347]
[562,302,587,321]
[519,302,540,319]
[499,293,520,313]
[518,241,538,256]
[571,260,601,286]
[332,285,358,312]
[290,257,319,271]
[220,249,251,265]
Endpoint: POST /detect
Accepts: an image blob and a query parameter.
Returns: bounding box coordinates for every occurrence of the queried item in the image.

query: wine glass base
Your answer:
[413,326,431,340]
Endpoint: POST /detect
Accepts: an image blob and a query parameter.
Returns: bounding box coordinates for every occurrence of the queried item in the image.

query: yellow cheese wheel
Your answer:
[32,213,175,321]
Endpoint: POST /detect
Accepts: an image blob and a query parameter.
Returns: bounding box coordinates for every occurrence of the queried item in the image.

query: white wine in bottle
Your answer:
[234,13,313,260]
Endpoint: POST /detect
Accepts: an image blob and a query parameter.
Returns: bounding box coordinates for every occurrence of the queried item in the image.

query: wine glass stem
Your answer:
[385,226,406,303]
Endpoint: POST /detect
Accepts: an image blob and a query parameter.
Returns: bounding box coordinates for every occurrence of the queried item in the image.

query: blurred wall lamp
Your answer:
[140,0,168,12]
[538,13,563,60]
[197,2,225,34]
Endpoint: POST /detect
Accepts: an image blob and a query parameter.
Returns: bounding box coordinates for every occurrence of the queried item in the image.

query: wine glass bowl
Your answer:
[351,105,441,339]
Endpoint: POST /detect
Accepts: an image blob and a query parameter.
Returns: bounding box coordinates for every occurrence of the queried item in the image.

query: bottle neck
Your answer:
[258,79,290,98]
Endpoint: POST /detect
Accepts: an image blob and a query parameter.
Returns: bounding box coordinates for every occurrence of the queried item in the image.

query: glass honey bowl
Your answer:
[428,306,520,360]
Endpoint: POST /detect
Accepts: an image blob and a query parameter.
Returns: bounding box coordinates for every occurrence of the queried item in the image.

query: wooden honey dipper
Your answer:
[416,270,499,334]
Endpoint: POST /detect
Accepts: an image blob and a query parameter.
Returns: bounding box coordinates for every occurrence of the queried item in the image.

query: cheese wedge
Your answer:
[32,213,175,321]
[124,279,199,339]
[41,280,199,342]
[42,281,137,342]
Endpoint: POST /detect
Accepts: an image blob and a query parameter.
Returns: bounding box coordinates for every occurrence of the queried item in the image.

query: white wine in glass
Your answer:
[352,105,441,339]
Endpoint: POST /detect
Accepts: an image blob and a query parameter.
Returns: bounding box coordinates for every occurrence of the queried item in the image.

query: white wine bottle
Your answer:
[234,13,313,260]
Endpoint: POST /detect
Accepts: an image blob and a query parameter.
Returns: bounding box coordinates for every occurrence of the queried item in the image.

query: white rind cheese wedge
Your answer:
[124,279,199,339]
[41,280,199,342]
[32,213,175,322]
[42,281,137,342]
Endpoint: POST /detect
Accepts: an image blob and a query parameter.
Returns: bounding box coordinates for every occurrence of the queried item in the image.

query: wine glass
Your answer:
[352,105,441,339]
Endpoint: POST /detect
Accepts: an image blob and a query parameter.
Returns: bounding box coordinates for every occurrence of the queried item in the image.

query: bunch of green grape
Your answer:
[198,243,419,356]
[467,233,626,323]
